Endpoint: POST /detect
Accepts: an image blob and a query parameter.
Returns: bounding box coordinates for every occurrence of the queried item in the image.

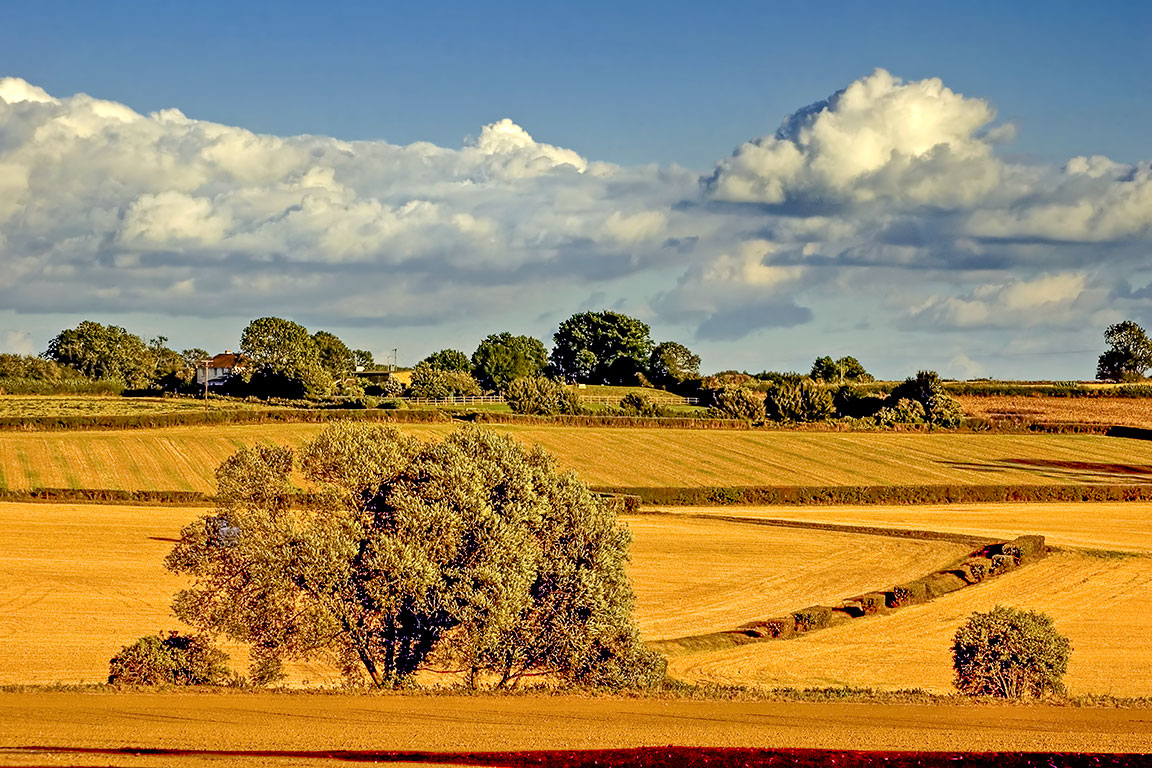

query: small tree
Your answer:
[504,376,583,416]
[312,331,354,378]
[108,631,231,686]
[1096,320,1152,382]
[952,606,1071,699]
[889,370,964,427]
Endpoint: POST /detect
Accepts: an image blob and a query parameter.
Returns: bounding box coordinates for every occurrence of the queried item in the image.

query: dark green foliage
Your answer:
[889,371,964,427]
[952,606,1071,698]
[549,311,654,385]
[107,631,230,686]
[832,385,885,419]
[647,342,701,390]
[503,376,583,415]
[810,356,872,383]
[1097,321,1152,382]
[471,333,548,390]
[167,423,663,689]
[45,321,156,388]
[765,378,834,423]
[710,386,766,421]
[312,331,354,378]
[351,349,375,370]
[240,317,333,398]
[421,348,472,373]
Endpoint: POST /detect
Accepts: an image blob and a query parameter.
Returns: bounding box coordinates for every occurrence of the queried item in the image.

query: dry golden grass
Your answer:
[667,551,1152,697]
[3,422,1152,491]
[627,515,968,640]
[959,394,1152,428]
[658,503,1152,553]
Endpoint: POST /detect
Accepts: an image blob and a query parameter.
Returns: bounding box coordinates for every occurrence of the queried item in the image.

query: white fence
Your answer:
[398,394,701,406]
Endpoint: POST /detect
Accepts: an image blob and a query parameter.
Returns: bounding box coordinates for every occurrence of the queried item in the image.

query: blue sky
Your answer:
[0,1,1149,378]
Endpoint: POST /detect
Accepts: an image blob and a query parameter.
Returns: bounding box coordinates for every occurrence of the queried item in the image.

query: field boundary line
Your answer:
[651,535,1048,658]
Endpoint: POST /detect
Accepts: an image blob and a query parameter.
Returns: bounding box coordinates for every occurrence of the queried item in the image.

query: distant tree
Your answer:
[765,378,834,422]
[180,348,209,369]
[618,392,667,418]
[810,355,872,383]
[312,331,354,378]
[504,376,583,416]
[408,361,482,399]
[351,349,375,371]
[952,606,1071,699]
[711,386,766,422]
[889,370,964,427]
[166,423,663,689]
[421,349,472,373]
[149,336,192,392]
[472,333,548,391]
[239,317,332,398]
[648,342,701,390]
[1096,321,1152,382]
[45,321,153,387]
[549,311,654,385]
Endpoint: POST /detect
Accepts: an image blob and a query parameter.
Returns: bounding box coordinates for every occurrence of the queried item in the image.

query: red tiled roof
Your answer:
[205,353,245,368]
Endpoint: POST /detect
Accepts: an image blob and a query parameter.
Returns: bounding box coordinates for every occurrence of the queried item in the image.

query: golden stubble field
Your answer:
[2,423,1152,491]
[958,394,1152,428]
[668,550,1152,697]
[0,502,969,685]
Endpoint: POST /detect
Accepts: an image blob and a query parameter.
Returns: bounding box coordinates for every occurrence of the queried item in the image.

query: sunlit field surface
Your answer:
[1,423,1151,491]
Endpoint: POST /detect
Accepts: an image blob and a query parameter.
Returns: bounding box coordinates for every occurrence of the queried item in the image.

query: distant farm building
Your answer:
[196,351,246,387]
[352,369,412,387]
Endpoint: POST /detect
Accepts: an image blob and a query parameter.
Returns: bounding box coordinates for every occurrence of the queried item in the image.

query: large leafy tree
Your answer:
[421,349,472,373]
[549,311,654,385]
[1096,320,1152,382]
[472,333,548,391]
[239,317,332,398]
[44,321,155,388]
[166,423,663,689]
[647,341,700,389]
[312,331,354,378]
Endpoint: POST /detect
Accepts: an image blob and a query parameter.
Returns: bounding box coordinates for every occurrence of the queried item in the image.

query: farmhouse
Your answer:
[195,351,245,387]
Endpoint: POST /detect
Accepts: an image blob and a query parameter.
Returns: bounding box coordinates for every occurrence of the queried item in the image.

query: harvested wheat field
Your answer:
[661,502,1152,553]
[958,394,1152,429]
[626,515,968,640]
[0,395,275,419]
[2,423,1152,492]
[0,502,969,685]
[3,693,1152,762]
[668,551,1152,697]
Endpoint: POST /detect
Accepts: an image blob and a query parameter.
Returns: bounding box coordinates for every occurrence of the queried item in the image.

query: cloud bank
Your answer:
[0,69,1149,373]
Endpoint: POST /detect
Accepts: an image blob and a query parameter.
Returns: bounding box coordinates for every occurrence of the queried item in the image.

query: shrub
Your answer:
[618,392,667,417]
[952,606,1071,698]
[873,398,926,427]
[504,376,584,416]
[708,385,765,421]
[889,371,965,427]
[765,378,835,423]
[792,605,833,632]
[888,580,930,608]
[108,631,231,686]
[833,384,885,419]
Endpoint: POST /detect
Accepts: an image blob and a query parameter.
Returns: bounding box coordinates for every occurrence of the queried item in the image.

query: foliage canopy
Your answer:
[549,311,654,385]
[1096,320,1152,382]
[166,423,662,689]
[472,333,548,390]
[952,605,1071,698]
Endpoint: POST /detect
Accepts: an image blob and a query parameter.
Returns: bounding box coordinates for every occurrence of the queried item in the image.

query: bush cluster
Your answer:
[108,632,231,686]
[952,606,1071,698]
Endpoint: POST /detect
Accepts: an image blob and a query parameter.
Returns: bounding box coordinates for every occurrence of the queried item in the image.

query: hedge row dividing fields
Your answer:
[0,423,1150,493]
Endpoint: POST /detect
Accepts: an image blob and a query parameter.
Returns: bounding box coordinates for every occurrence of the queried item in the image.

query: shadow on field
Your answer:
[6,746,1147,767]
[941,458,1152,483]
